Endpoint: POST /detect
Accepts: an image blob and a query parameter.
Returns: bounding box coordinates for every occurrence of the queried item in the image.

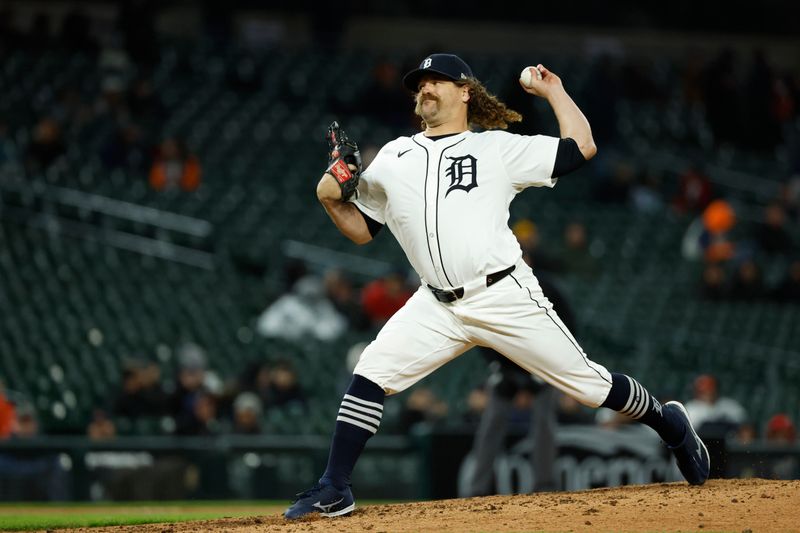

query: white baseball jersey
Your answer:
[353,130,559,289]
[350,130,613,405]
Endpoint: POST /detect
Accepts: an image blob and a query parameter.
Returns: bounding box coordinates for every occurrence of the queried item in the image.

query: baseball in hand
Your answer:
[519,66,543,88]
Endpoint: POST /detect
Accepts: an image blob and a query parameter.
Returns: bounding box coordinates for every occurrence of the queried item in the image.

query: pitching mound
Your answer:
[70,478,798,533]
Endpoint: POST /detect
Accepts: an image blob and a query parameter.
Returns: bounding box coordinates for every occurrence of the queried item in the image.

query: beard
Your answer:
[414,94,440,124]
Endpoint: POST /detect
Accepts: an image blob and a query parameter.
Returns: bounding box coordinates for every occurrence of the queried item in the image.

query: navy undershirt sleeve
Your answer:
[552,138,587,178]
[355,205,383,237]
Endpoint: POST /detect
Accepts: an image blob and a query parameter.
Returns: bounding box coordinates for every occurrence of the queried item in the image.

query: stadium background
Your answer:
[0,0,798,502]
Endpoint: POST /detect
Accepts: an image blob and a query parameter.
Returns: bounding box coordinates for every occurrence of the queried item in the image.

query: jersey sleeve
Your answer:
[495,131,561,190]
[350,148,389,224]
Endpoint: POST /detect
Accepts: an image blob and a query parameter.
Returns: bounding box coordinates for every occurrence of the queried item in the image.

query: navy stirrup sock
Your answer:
[601,373,684,446]
[320,375,385,490]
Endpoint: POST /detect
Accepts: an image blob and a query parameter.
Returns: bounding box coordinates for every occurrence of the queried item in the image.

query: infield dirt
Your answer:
[63,478,799,532]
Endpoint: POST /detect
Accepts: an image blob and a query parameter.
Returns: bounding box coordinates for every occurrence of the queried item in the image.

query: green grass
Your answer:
[0,501,287,531]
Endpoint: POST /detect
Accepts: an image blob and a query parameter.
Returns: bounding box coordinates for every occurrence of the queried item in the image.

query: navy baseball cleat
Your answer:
[284,483,355,519]
[664,401,710,485]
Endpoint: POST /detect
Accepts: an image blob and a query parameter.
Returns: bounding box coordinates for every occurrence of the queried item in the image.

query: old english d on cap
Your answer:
[402,53,474,92]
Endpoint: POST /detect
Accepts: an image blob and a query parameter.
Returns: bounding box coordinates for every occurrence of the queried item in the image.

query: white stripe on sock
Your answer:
[343,394,384,411]
[341,400,383,419]
[339,407,381,428]
[621,375,638,415]
[630,381,651,419]
[337,415,378,433]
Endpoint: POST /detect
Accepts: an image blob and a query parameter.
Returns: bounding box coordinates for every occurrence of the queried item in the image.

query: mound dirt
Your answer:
[64,478,799,533]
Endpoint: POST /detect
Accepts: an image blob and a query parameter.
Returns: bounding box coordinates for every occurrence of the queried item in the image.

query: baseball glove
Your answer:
[325,121,362,201]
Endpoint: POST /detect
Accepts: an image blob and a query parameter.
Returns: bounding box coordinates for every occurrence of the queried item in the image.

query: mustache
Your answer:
[417,93,439,104]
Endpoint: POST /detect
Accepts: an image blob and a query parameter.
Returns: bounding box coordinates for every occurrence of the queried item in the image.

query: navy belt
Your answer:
[427,265,516,303]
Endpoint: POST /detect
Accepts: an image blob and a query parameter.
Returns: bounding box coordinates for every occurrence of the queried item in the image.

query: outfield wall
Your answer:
[0,428,797,501]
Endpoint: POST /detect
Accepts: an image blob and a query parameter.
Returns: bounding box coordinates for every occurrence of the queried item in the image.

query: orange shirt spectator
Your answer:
[148,138,201,192]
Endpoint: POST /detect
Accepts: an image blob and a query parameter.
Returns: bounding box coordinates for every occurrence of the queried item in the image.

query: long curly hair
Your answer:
[461,78,522,130]
[416,78,522,131]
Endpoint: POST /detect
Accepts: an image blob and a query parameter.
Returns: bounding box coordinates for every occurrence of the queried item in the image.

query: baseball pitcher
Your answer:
[285,53,709,519]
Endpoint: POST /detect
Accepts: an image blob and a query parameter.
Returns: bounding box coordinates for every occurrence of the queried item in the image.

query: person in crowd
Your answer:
[256,275,348,341]
[231,392,263,435]
[684,374,746,438]
[398,387,449,434]
[754,203,794,255]
[148,137,202,192]
[360,269,413,327]
[113,358,168,418]
[672,163,713,214]
[87,409,117,440]
[700,262,730,300]
[558,222,599,277]
[324,269,370,330]
[25,117,65,173]
[730,258,765,301]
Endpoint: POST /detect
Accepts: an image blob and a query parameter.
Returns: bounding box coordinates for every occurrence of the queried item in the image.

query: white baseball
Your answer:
[519,66,543,88]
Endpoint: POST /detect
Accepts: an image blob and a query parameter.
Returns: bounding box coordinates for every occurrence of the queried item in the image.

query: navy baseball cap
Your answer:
[402,53,474,92]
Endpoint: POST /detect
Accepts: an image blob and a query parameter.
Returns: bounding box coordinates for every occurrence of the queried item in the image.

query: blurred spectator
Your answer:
[630,169,665,214]
[556,393,595,425]
[267,360,306,409]
[730,259,765,301]
[512,219,562,274]
[256,275,348,341]
[361,270,413,327]
[167,343,214,428]
[772,258,800,303]
[87,409,116,441]
[398,387,448,433]
[175,389,219,436]
[699,199,737,263]
[0,380,16,439]
[240,358,305,411]
[101,123,150,171]
[766,414,796,444]
[25,117,65,173]
[734,421,757,445]
[764,414,799,480]
[558,222,599,277]
[12,402,38,438]
[754,203,794,255]
[462,386,488,426]
[672,164,713,214]
[113,359,168,418]
[324,269,369,330]
[700,262,729,300]
[148,138,202,192]
[684,374,746,438]
[231,392,262,435]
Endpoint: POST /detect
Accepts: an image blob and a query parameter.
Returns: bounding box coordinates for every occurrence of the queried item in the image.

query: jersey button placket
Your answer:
[425,146,444,286]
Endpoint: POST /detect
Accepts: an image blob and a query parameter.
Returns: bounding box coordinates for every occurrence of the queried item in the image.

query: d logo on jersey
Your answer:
[444,155,478,197]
